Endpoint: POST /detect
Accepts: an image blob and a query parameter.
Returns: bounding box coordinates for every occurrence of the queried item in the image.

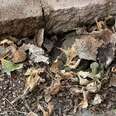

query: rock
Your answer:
[12,49,27,63]
[42,0,116,34]
[0,0,43,37]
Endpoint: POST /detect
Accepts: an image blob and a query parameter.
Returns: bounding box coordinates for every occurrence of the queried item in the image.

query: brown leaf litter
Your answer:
[0,16,116,116]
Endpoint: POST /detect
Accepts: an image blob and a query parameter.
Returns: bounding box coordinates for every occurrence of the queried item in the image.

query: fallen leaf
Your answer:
[25,68,44,91]
[78,71,92,86]
[92,94,102,105]
[70,87,83,95]
[79,77,90,86]
[86,81,101,93]
[48,80,61,95]
[27,112,38,116]
[0,39,13,45]
[79,90,88,108]
[1,59,23,76]
[62,32,103,62]
[12,48,27,63]
[23,44,49,64]
[50,59,63,73]
[90,62,99,75]
[61,71,76,79]
[47,102,54,116]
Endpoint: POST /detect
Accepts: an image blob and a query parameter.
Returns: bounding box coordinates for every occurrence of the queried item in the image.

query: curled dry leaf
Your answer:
[92,94,102,105]
[27,112,38,116]
[60,46,78,68]
[0,39,13,45]
[62,32,103,63]
[48,80,61,95]
[70,87,83,95]
[86,81,101,93]
[50,59,63,73]
[23,44,49,64]
[79,77,90,86]
[12,48,27,63]
[78,71,92,86]
[79,90,88,109]
[61,71,76,79]
[25,68,44,91]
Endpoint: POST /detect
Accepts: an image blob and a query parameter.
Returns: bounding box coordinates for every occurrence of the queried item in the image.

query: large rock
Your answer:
[42,0,116,34]
[0,0,43,37]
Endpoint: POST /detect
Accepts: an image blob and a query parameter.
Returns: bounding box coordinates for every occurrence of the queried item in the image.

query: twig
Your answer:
[4,97,18,116]
[11,87,29,104]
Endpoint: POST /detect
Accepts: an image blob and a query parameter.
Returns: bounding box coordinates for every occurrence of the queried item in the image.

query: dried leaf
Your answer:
[24,44,49,64]
[50,59,63,73]
[79,90,88,108]
[27,112,38,116]
[70,87,82,95]
[62,32,103,62]
[78,71,92,85]
[49,80,61,95]
[86,81,101,93]
[79,77,90,86]
[12,48,26,63]
[90,62,99,75]
[61,71,76,79]
[0,39,13,45]
[25,68,44,91]
[1,59,23,76]
[92,94,102,105]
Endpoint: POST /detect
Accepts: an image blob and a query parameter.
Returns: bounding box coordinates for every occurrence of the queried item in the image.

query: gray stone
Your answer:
[0,0,43,37]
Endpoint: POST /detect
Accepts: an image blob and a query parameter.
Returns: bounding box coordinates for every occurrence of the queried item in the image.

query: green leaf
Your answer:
[90,62,99,75]
[1,59,23,76]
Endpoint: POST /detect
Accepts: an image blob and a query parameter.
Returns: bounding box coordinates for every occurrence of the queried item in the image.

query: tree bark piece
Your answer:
[42,0,116,34]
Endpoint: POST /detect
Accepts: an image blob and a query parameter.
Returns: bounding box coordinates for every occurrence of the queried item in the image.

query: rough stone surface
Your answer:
[42,0,116,34]
[0,0,43,37]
